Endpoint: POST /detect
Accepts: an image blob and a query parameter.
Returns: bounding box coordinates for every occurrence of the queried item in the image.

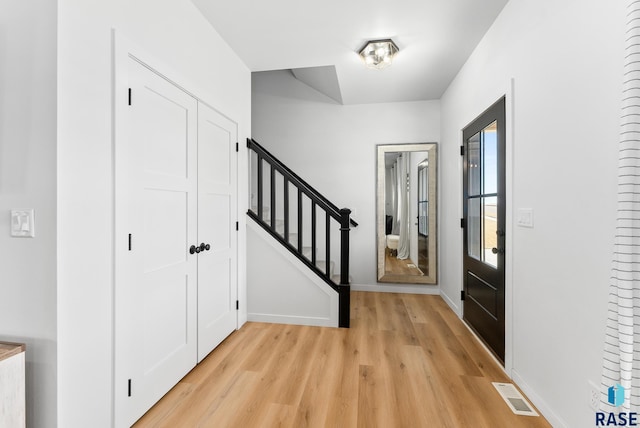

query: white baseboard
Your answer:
[440,290,461,317]
[247,313,336,327]
[511,369,566,428]
[350,283,439,295]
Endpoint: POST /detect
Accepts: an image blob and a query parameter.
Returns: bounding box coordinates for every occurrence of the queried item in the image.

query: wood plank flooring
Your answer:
[384,251,424,276]
[134,292,550,427]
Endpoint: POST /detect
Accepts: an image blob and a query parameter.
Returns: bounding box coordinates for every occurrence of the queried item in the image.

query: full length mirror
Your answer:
[377,143,437,284]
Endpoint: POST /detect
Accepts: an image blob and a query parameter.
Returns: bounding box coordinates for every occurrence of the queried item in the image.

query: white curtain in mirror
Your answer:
[388,164,398,235]
[397,154,410,259]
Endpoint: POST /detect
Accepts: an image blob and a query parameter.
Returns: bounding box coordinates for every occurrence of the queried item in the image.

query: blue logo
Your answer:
[596,384,637,426]
[609,383,626,407]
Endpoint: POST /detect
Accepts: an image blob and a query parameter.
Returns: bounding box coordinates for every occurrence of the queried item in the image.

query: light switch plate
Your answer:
[516,208,534,228]
[11,209,35,237]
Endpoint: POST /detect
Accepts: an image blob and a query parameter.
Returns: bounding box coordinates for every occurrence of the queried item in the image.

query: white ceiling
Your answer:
[192,0,509,105]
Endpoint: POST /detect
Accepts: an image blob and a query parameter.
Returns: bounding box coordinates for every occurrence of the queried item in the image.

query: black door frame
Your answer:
[462,96,506,363]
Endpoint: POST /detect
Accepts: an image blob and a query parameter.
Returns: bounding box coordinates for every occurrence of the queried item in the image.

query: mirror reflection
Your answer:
[377,143,437,284]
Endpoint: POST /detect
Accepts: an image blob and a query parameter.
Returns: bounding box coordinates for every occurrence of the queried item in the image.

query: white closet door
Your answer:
[197,102,238,362]
[116,58,198,426]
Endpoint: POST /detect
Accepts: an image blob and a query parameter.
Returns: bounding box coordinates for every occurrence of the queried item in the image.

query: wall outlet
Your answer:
[588,380,600,411]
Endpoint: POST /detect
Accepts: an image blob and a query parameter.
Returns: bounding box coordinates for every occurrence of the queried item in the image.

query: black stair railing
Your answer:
[247,138,357,328]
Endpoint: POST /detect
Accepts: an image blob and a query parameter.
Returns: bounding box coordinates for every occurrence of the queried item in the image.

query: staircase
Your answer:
[247,138,357,328]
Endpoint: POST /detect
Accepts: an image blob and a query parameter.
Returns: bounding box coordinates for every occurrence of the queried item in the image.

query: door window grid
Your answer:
[467,121,498,268]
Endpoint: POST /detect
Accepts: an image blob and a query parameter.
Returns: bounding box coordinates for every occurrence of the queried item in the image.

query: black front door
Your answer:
[462,97,506,363]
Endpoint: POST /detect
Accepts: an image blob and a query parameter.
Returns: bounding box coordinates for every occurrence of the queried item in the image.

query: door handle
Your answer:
[190,243,210,254]
[491,247,504,255]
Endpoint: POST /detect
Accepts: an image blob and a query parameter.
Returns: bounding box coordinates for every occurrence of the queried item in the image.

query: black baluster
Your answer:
[311,202,317,264]
[284,176,289,242]
[339,208,351,285]
[326,211,331,278]
[257,154,263,221]
[270,166,276,230]
[297,189,303,253]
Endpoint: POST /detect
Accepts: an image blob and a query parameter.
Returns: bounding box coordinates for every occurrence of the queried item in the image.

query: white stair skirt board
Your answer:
[492,382,539,417]
[247,220,339,327]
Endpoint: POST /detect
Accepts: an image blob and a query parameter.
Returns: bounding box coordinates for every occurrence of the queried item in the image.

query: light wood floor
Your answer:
[384,250,424,276]
[134,292,550,427]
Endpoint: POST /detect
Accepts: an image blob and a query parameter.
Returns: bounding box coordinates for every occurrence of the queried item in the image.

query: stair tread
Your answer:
[331,274,353,284]
[316,260,335,278]
[252,212,344,283]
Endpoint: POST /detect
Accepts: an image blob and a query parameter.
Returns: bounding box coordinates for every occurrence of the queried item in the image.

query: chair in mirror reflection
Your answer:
[377,143,437,284]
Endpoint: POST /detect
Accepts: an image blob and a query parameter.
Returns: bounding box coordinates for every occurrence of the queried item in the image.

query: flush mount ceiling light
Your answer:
[358,39,399,70]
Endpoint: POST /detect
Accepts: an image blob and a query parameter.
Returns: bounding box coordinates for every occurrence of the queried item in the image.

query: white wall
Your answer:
[57,1,251,426]
[0,1,58,427]
[252,70,440,291]
[439,0,624,426]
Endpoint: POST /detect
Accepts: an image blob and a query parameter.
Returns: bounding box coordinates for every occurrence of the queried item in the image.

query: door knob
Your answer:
[199,243,212,252]
[190,243,211,254]
[491,247,504,254]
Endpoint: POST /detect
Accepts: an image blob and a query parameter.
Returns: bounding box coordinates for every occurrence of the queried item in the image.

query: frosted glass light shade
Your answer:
[358,39,399,70]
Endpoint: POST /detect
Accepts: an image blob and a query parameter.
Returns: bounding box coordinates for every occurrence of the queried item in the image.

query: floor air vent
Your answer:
[492,382,539,417]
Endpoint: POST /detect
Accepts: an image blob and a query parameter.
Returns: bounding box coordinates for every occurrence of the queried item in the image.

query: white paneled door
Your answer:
[197,103,238,363]
[115,57,237,427]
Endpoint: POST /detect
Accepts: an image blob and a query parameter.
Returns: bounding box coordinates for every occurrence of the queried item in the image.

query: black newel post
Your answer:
[339,208,351,328]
